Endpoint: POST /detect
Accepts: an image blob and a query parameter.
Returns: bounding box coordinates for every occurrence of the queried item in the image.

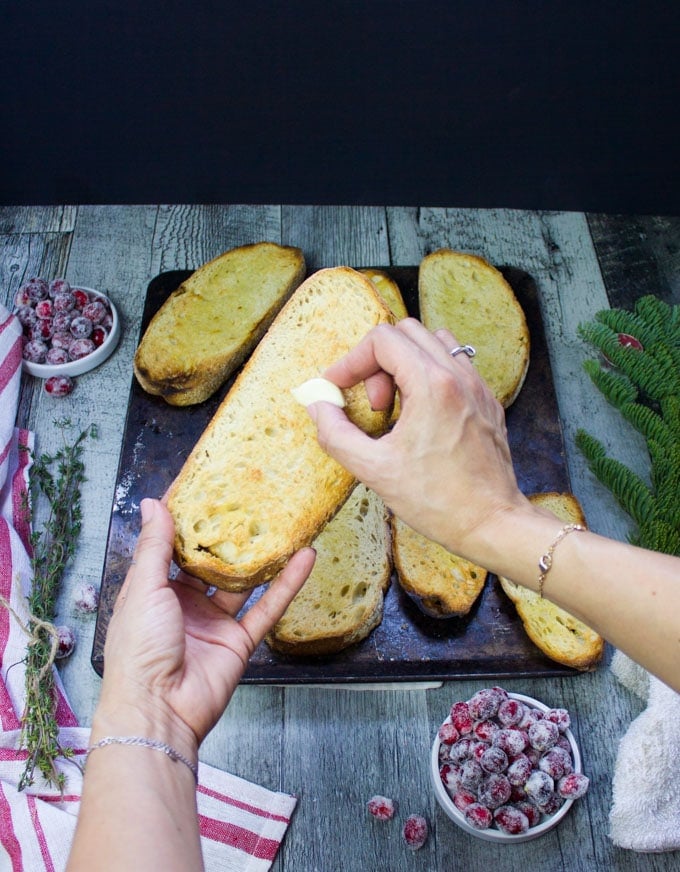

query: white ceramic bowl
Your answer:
[430,692,582,843]
[22,287,121,378]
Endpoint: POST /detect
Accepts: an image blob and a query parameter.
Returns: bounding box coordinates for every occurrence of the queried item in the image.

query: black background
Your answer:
[2,0,679,213]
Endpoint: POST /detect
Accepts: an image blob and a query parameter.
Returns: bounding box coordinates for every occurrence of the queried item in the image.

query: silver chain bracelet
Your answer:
[86,735,199,782]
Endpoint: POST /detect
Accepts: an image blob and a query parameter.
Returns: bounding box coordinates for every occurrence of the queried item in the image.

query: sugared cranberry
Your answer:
[15,305,37,328]
[474,719,499,742]
[494,804,530,835]
[498,698,525,726]
[68,338,95,360]
[539,747,573,780]
[34,318,54,340]
[70,315,93,338]
[72,288,89,308]
[438,721,460,745]
[44,375,74,397]
[49,278,71,297]
[53,310,73,333]
[366,795,395,820]
[46,347,69,366]
[451,701,473,735]
[51,332,72,351]
[558,772,590,800]
[528,720,559,752]
[545,708,571,732]
[507,754,533,786]
[468,688,502,721]
[524,770,554,806]
[515,800,541,827]
[35,298,54,319]
[464,802,493,830]
[23,339,48,363]
[493,728,527,756]
[402,814,428,850]
[453,789,477,812]
[74,583,100,613]
[478,773,512,809]
[82,300,107,323]
[53,291,76,312]
[55,625,76,658]
[480,746,508,774]
[91,325,108,347]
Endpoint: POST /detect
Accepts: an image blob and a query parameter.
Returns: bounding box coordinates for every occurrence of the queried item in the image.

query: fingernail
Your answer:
[306,403,319,423]
[140,498,155,524]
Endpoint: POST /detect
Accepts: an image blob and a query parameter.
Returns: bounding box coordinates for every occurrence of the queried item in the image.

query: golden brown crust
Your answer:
[167,267,395,592]
[391,516,488,618]
[418,249,530,408]
[133,242,306,406]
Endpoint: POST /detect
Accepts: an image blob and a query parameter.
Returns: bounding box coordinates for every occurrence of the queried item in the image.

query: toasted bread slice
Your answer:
[418,250,530,408]
[392,516,488,618]
[167,267,394,592]
[499,492,605,670]
[266,484,391,655]
[359,269,409,320]
[134,242,306,405]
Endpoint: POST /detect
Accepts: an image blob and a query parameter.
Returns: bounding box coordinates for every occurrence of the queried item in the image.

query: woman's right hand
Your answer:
[306,318,531,564]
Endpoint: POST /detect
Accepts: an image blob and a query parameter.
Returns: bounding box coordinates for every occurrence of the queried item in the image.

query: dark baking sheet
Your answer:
[92,265,575,682]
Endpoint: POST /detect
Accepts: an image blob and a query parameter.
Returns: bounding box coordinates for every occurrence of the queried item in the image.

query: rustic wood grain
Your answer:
[1,205,678,872]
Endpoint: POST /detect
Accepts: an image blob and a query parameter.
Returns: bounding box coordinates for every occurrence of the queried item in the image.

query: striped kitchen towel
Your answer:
[0,303,297,871]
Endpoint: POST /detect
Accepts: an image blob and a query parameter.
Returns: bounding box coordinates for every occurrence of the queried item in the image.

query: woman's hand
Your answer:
[97,498,315,752]
[307,318,529,563]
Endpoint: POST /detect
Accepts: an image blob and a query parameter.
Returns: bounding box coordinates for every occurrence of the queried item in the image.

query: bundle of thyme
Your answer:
[18,419,96,791]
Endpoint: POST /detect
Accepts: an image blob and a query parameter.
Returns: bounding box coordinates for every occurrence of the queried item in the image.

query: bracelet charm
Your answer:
[538,523,586,597]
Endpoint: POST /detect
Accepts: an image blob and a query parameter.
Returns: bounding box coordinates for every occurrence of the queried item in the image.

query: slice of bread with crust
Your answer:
[418,250,530,408]
[167,267,394,592]
[134,242,306,406]
[266,484,391,655]
[392,516,488,618]
[359,269,409,320]
[499,492,605,671]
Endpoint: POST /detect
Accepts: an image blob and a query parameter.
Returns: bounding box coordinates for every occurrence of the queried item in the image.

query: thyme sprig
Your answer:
[18,419,96,791]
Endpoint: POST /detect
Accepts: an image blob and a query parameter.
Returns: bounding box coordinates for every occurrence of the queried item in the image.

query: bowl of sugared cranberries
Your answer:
[15,278,120,380]
[431,688,589,843]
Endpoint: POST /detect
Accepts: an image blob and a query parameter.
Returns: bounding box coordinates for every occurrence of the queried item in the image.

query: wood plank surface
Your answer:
[1,205,678,871]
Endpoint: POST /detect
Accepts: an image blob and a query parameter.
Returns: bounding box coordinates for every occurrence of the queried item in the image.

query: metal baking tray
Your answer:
[92,265,575,682]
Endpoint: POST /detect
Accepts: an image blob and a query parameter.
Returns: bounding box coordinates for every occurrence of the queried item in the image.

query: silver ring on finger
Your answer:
[449,344,476,359]
[205,585,218,598]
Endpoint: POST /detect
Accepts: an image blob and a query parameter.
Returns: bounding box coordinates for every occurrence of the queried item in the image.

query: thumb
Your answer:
[125,498,176,596]
[307,401,383,482]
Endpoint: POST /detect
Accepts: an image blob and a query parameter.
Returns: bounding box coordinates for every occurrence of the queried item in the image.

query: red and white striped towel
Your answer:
[0,304,297,871]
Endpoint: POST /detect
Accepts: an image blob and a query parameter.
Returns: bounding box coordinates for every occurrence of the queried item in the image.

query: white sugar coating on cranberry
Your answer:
[450,701,473,735]
[494,804,530,835]
[366,795,395,821]
[524,769,554,805]
[68,338,95,360]
[46,347,69,366]
[545,707,571,732]
[464,802,493,830]
[438,721,460,745]
[459,757,484,789]
[55,625,76,658]
[478,773,512,809]
[538,746,573,780]
[558,772,590,799]
[51,331,72,351]
[102,310,114,330]
[69,315,93,338]
[515,799,541,828]
[480,745,508,774]
[453,788,477,812]
[35,298,54,319]
[448,737,474,764]
[498,698,525,726]
[82,300,108,323]
[528,719,560,752]
[538,791,564,815]
[518,707,544,730]
[23,338,49,363]
[15,305,37,328]
[74,583,100,613]
[50,278,71,297]
[22,278,49,302]
[506,754,533,786]
[44,375,74,397]
[53,310,73,333]
[54,290,77,312]
[440,762,462,792]
[36,318,55,340]
[468,687,503,721]
[493,728,527,757]
[473,719,499,742]
[72,288,89,308]
[402,814,428,850]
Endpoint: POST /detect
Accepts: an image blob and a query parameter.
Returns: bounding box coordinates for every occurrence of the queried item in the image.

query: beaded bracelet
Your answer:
[86,736,199,782]
[538,523,586,597]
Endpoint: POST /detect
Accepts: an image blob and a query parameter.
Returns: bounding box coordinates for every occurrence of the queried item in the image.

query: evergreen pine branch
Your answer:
[574,429,654,530]
[582,359,637,410]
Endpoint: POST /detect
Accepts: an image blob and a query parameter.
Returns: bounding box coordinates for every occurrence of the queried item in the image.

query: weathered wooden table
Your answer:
[2,205,678,870]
